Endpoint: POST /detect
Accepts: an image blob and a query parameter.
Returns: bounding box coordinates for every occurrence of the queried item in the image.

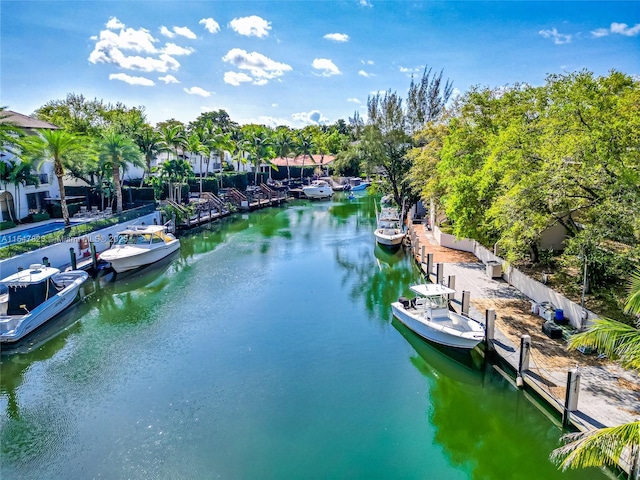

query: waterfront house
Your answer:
[0,110,60,224]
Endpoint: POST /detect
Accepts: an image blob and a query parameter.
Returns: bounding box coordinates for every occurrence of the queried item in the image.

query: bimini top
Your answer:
[1,264,61,286]
[410,283,456,297]
[116,225,167,236]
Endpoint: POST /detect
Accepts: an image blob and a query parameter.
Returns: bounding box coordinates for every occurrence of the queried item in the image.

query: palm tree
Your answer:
[185,133,207,195]
[9,159,39,221]
[0,107,24,157]
[274,128,294,180]
[552,271,640,478]
[135,125,162,187]
[98,130,143,214]
[295,131,315,181]
[159,124,186,163]
[23,129,88,226]
[247,130,273,185]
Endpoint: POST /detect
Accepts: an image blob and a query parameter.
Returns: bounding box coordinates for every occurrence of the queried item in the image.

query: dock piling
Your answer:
[461,290,470,315]
[426,253,434,277]
[421,245,426,265]
[436,263,444,284]
[562,368,581,427]
[90,242,98,270]
[517,335,531,387]
[485,309,496,350]
[447,275,456,300]
[69,248,77,271]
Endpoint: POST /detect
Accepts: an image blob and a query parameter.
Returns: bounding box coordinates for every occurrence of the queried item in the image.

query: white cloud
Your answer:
[222,48,292,84]
[358,70,373,77]
[312,58,341,76]
[324,33,350,42]
[591,28,610,38]
[272,103,278,107]
[89,20,182,72]
[347,98,361,104]
[109,73,155,86]
[106,17,125,30]
[359,0,372,7]
[223,71,254,86]
[184,86,212,97]
[159,74,180,84]
[160,26,175,38]
[361,59,374,65]
[292,110,329,125]
[611,22,640,36]
[200,18,220,34]
[173,26,196,39]
[162,43,194,56]
[539,28,572,45]
[229,15,271,38]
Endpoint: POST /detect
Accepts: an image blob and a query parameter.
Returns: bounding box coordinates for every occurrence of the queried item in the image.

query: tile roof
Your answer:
[271,154,335,167]
[0,110,59,130]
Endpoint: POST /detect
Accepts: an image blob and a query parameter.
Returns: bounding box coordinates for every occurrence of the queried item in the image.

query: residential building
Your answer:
[0,110,59,223]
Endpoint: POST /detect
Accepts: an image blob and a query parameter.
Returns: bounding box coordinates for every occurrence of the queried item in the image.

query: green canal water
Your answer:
[0,194,607,479]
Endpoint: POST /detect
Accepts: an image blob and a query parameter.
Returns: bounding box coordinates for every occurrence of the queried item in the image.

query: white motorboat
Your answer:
[391,284,485,349]
[374,207,405,248]
[99,224,180,273]
[302,180,333,199]
[0,264,89,343]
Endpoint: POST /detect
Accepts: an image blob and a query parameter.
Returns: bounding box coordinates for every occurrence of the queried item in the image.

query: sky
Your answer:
[1,1,638,128]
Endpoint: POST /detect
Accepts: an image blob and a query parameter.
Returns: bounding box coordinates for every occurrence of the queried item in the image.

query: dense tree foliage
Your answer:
[410,70,640,287]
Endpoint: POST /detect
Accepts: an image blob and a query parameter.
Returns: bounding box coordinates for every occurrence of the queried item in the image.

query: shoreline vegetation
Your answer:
[2,67,639,475]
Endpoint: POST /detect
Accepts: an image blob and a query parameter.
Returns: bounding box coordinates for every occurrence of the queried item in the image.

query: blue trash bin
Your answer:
[555,309,565,324]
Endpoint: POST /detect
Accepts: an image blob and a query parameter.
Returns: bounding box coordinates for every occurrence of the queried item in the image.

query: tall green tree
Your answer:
[135,125,162,187]
[273,127,295,180]
[23,129,89,226]
[97,130,143,214]
[366,90,412,206]
[9,159,39,221]
[295,131,315,180]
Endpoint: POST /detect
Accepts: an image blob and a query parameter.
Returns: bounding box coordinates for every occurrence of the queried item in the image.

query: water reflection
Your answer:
[394,320,604,479]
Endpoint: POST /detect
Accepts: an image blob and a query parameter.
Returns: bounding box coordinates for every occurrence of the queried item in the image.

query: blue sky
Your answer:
[2,1,638,128]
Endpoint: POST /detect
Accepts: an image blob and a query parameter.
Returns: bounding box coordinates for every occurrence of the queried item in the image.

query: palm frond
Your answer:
[551,421,640,471]
[625,270,640,316]
[567,318,640,371]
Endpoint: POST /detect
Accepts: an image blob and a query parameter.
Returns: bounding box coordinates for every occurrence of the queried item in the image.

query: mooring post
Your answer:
[447,275,456,300]
[436,263,444,284]
[517,334,531,387]
[90,242,98,270]
[414,239,420,259]
[461,290,470,316]
[69,247,77,271]
[562,368,581,428]
[421,245,426,265]
[485,309,496,351]
[426,253,433,277]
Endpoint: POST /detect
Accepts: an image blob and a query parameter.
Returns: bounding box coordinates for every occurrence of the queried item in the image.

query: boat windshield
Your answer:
[426,295,449,308]
[116,234,151,245]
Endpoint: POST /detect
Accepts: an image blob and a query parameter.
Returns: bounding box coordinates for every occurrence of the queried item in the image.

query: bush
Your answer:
[0,220,16,231]
[31,212,50,222]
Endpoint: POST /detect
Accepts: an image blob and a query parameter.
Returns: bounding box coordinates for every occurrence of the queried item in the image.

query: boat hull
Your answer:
[391,302,484,349]
[101,239,180,273]
[374,229,405,247]
[0,271,89,343]
[302,187,333,199]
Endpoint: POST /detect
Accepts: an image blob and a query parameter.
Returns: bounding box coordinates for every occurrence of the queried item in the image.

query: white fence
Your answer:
[433,225,595,329]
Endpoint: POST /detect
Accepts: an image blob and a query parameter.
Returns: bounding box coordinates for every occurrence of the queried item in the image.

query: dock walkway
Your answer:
[407,223,640,434]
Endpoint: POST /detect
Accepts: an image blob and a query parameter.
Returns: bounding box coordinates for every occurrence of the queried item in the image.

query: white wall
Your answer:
[432,225,595,329]
[0,212,161,275]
